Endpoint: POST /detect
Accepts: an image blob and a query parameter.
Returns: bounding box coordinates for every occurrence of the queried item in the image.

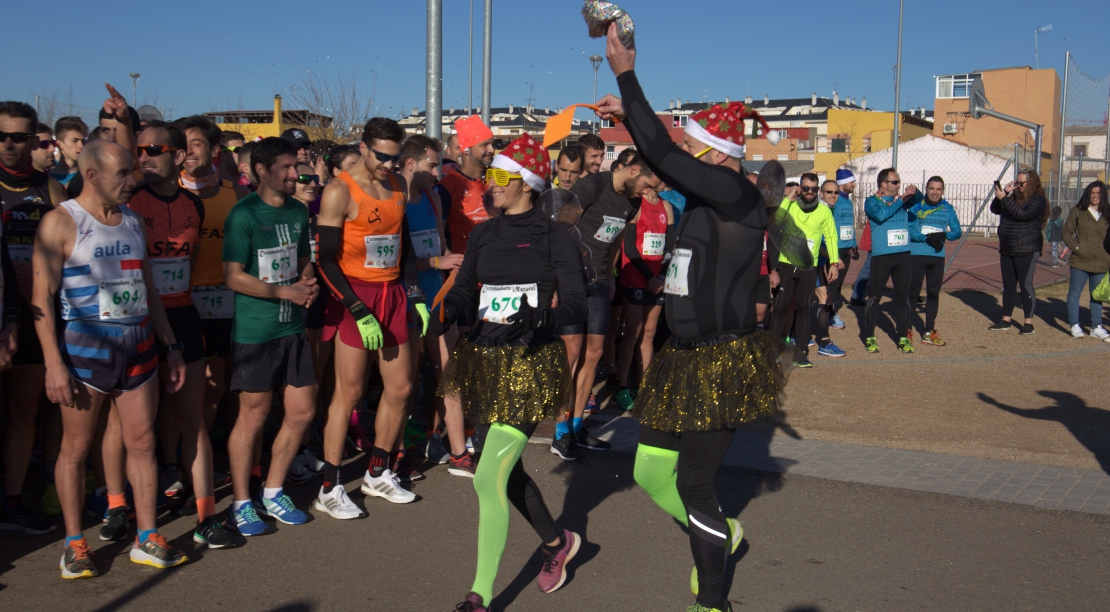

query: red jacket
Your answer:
[859,222,872,252]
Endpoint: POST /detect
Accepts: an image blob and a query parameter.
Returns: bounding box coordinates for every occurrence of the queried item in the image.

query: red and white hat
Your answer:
[684,101,776,158]
[491,134,550,191]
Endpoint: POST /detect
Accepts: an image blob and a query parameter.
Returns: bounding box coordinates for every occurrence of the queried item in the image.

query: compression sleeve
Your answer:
[548,229,588,329]
[315,225,361,311]
[617,71,762,224]
[399,215,423,299]
[622,222,655,282]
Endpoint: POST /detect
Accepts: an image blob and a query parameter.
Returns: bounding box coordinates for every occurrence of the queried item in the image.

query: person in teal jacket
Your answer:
[907,176,962,346]
[862,168,921,354]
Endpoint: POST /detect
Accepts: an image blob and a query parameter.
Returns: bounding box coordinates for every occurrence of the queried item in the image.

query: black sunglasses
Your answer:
[822,190,838,195]
[295,143,312,151]
[0,131,35,144]
[296,174,320,184]
[800,186,819,193]
[884,179,901,185]
[370,148,401,165]
[137,144,182,157]
[36,139,55,149]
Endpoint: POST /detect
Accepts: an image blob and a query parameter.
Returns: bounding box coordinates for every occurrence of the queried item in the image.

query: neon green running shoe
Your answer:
[898,337,914,353]
[691,517,743,594]
[687,603,732,612]
[864,336,880,353]
[614,388,635,411]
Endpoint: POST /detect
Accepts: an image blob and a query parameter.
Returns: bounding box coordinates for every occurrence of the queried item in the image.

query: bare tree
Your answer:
[274,59,377,143]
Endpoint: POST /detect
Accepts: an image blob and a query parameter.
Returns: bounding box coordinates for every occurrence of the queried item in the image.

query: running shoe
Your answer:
[100,506,130,541]
[898,337,914,353]
[817,342,846,358]
[295,449,325,474]
[259,491,308,525]
[426,433,450,465]
[0,503,57,535]
[584,393,601,415]
[194,515,236,549]
[830,314,846,329]
[794,357,814,368]
[576,428,611,451]
[691,517,743,594]
[808,338,817,347]
[60,539,97,579]
[361,470,417,504]
[864,337,880,354]
[1070,324,1085,338]
[466,428,484,453]
[988,321,1013,331]
[85,490,108,519]
[130,533,189,569]
[213,470,231,485]
[285,457,315,485]
[160,465,184,498]
[613,388,635,411]
[550,433,583,462]
[448,453,477,478]
[1019,324,1036,335]
[453,592,488,612]
[686,604,733,612]
[1091,326,1110,340]
[537,530,581,594]
[42,484,61,516]
[314,484,365,520]
[922,330,946,346]
[393,454,425,483]
[227,501,266,536]
[176,492,198,517]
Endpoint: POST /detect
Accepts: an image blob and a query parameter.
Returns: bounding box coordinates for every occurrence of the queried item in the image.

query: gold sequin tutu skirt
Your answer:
[633,331,791,434]
[439,337,572,425]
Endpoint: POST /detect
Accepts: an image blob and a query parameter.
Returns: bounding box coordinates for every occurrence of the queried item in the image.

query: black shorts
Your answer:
[755,274,772,305]
[13,299,44,366]
[303,295,327,330]
[201,318,233,359]
[230,332,315,393]
[556,281,611,336]
[162,305,205,364]
[623,286,664,307]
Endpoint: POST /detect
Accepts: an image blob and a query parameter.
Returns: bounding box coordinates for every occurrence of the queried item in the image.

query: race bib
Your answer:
[258,244,298,283]
[839,226,854,241]
[664,248,693,296]
[921,225,943,235]
[7,244,32,264]
[192,285,234,319]
[887,229,909,247]
[479,283,538,325]
[593,215,626,243]
[98,277,149,321]
[364,234,401,268]
[410,229,440,259]
[641,232,665,257]
[151,256,190,295]
[309,236,318,264]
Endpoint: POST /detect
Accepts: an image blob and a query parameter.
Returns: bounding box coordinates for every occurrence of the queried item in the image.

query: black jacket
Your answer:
[991,194,1047,255]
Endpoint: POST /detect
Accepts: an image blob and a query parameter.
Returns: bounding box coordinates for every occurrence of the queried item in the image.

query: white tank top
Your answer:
[59,199,149,323]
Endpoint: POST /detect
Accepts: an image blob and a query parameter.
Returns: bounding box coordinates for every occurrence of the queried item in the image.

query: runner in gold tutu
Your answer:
[438,134,588,612]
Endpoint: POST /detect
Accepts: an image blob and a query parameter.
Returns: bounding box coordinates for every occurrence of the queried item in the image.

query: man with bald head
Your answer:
[33,139,191,579]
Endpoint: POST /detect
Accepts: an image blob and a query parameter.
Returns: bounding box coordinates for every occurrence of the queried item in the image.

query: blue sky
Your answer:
[2,0,1106,125]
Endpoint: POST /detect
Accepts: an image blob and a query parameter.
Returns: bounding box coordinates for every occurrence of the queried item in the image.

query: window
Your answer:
[776,129,789,141]
[777,154,789,161]
[1073,143,1089,158]
[601,119,613,128]
[936,73,979,99]
[831,139,847,153]
[751,154,764,161]
[605,145,615,161]
[672,115,688,128]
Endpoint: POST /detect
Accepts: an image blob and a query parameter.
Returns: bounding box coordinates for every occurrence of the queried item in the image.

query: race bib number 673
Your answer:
[258,244,298,283]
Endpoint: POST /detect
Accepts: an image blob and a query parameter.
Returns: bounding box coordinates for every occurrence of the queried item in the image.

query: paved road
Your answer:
[2,444,1107,611]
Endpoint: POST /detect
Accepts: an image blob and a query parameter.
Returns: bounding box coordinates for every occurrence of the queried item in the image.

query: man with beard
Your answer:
[577,133,605,175]
[908,176,960,346]
[436,115,495,254]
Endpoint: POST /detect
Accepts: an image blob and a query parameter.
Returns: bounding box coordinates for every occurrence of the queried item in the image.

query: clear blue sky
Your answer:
[2,0,1106,125]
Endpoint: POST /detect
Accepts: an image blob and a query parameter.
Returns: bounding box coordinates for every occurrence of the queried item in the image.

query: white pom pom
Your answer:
[767,131,781,146]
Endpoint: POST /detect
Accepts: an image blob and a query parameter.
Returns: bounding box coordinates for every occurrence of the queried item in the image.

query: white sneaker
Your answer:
[1091,326,1110,340]
[314,484,365,520]
[1071,324,1085,338]
[295,449,325,474]
[361,469,416,504]
[160,466,184,498]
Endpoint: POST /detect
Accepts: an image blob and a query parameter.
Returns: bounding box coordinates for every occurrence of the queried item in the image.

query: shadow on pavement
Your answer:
[979,390,1110,475]
[948,289,999,325]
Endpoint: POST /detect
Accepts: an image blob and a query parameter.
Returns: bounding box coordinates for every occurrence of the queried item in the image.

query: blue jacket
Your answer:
[908,199,962,258]
[832,194,856,249]
[866,192,921,256]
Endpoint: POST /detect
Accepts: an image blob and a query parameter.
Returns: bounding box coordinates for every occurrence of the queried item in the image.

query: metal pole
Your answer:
[1105,84,1110,182]
[426,0,443,139]
[892,0,904,168]
[467,0,473,114]
[945,158,1014,273]
[593,68,598,134]
[1032,125,1043,176]
[481,0,492,126]
[1056,51,1070,208]
[1076,153,1083,193]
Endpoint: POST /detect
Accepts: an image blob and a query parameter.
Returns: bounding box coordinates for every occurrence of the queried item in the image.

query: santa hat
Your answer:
[491,134,550,192]
[684,101,775,159]
[453,115,494,152]
[836,168,856,185]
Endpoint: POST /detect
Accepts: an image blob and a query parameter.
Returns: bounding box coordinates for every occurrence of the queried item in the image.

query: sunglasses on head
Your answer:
[369,148,401,165]
[0,131,35,144]
[485,168,522,186]
[137,144,181,157]
[296,174,319,185]
[222,145,241,153]
[800,186,819,193]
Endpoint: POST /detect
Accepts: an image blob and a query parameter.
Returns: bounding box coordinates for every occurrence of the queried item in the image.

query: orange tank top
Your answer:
[335,171,406,283]
[191,180,239,287]
[439,169,488,253]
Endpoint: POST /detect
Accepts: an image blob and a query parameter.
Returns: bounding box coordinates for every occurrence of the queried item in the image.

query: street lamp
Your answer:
[1034,24,1052,69]
[589,54,603,134]
[129,73,140,105]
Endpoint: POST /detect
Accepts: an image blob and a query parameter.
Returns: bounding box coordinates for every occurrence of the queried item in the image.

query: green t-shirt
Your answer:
[222,192,311,344]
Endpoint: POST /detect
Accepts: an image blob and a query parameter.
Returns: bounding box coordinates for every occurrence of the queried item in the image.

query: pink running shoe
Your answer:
[348,411,372,452]
[537,529,580,593]
[452,592,487,611]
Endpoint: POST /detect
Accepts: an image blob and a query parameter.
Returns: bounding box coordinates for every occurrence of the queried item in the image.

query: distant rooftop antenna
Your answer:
[1034,24,1053,69]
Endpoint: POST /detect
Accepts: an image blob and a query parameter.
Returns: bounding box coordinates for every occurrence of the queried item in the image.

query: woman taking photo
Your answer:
[988,169,1048,335]
[438,135,587,612]
[1062,181,1109,339]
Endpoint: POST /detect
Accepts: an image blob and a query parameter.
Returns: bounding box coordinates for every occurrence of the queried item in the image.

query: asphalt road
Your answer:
[2,443,1108,612]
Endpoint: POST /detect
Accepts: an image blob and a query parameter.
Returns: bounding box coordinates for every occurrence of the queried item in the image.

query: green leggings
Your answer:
[470,422,561,603]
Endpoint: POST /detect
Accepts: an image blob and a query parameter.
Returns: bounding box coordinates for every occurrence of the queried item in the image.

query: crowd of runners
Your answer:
[1,21,1108,612]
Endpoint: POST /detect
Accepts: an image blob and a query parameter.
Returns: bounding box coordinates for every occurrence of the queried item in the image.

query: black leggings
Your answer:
[1000,252,1038,320]
[910,255,945,331]
[770,266,818,351]
[816,248,854,341]
[863,251,912,338]
[501,422,560,544]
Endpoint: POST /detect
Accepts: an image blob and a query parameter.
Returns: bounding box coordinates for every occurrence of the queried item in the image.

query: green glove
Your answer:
[414,303,430,338]
[353,308,383,351]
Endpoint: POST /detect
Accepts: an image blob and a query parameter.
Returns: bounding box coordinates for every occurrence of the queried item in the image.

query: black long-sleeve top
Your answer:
[444,205,586,345]
[990,194,1047,256]
[617,70,767,343]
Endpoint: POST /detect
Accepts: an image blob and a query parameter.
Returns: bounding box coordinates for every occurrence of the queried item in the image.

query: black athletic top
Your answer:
[572,171,635,286]
[617,71,767,343]
[444,204,586,345]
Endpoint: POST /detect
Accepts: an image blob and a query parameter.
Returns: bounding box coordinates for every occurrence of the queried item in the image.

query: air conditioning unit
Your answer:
[943,123,959,135]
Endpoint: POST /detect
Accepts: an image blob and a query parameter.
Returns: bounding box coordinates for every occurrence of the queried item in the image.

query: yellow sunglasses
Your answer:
[485,168,523,186]
[693,146,714,159]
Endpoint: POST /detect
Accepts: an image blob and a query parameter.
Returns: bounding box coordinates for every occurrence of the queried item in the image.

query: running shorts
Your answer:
[322,278,409,350]
[623,286,665,307]
[201,318,233,360]
[756,274,772,305]
[303,292,327,331]
[61,318,158,393]
[229,332,315,392]
[556,282,611,336]
[13,298,44,366]
[162,305,205,364]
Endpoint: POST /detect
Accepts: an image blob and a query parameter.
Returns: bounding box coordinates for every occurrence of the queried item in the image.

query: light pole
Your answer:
[1034,24,1052,69]
[129,73,140,105]
[426,0,443,139]
[481,0,492,125]
[891,0,903,169]
[590,54,603,134]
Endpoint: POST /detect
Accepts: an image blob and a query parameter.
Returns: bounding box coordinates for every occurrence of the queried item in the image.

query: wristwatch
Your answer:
[165,341,185,354]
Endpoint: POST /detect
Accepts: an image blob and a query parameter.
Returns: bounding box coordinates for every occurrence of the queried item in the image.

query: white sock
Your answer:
[232,499,250,511]
[263,487,282,499]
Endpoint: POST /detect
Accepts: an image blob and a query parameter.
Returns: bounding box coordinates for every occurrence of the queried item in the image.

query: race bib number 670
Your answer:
[664,248,693,296]
[479,284,539,325]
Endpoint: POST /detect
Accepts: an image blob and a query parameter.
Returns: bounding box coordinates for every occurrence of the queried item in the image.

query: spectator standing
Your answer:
[1045,206,1065,267]
[988,170,1048,335]
[1061,181,1109,339]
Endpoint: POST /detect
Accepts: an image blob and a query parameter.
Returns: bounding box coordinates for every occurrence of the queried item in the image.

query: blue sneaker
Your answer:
[228,501,266,536]
[830,314,845,329]
[808,338,817,347]
[817,341,847,358]
[259,491,307,525]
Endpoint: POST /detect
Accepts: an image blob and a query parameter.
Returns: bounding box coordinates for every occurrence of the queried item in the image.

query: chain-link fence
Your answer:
[1054,52,1110,215]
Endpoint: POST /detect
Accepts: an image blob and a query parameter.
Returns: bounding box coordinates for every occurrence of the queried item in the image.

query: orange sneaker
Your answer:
[922,330,946,346]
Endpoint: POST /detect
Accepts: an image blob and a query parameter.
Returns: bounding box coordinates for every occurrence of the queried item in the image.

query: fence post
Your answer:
[944,158,1014,274]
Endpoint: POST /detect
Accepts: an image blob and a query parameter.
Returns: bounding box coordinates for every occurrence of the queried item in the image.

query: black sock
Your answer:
[369,447,390,478]
[450,451,468,460]
[322,462,340,494]
[5,494,22,508]
[542,532,565,554]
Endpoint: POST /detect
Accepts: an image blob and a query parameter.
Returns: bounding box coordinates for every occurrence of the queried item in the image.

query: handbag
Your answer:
[1094,272,1110,303]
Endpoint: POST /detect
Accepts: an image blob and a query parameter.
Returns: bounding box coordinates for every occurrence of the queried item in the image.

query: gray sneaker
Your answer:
[550,433,583,461]
[425,433,450,465]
